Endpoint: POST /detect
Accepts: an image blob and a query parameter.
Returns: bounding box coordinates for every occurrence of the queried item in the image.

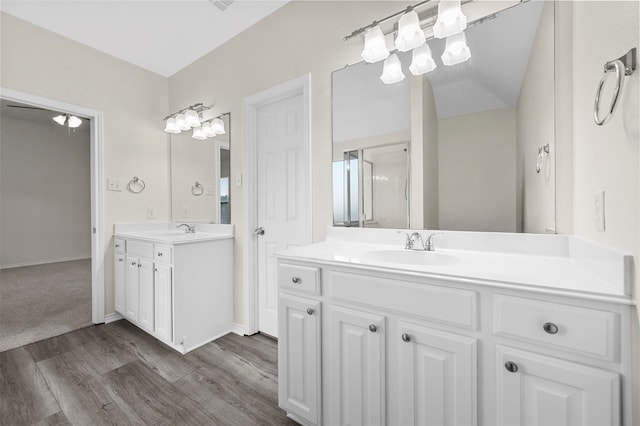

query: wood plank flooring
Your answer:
[0,320,297,426]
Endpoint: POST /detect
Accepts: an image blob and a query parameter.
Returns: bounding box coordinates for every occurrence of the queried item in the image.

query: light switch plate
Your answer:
[594,190,605,232]
[182,207,189,218]
[235,173,242,187]
[147,207,155,219]
[107,178,122,192]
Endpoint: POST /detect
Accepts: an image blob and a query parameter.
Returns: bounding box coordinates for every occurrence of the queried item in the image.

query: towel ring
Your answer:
[192,181,204,196]
[594,48,636,126]
[127,176,146,194]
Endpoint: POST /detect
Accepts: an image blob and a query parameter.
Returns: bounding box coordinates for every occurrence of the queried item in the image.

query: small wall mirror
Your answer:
[170,113,230,223]
[332,0,555,233]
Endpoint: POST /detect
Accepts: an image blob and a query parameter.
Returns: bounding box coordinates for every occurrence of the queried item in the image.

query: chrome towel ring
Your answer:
[127,176,146,194]
[594,48,636,126]
[192,181,204,196]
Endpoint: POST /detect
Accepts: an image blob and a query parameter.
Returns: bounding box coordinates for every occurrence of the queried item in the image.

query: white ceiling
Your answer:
[0,0,289,77]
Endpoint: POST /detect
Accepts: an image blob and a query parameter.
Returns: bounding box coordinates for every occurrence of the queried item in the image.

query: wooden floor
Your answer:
[0,320,298,426]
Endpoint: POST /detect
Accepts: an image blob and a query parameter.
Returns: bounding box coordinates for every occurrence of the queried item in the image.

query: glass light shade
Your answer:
[164,117,181,134]
[380,53,405,84]
[185,109,201,128]
[175,113,190,131]
[52,115,67,125]
[361,25,390,63]
[409,43,437,75]
[433,0,467,39]
[441,31,471,66]
[395,10,425,52]
[202,121,215,138]
[192,127,207,140]
[67,115,82,128]
[211,118,226,135]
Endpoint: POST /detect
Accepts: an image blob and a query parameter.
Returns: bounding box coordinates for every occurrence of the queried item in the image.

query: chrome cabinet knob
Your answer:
[115,244,120,248]
[118,258,123,262]
[254,227,265,236]
[157,252,163,257]
[401,333,411,342]
[291,277,301,284]
[504,361,519,373]
[306,308,314,315]
[369,324,377,333]
[131,261,137,266]
[543,322,559,334]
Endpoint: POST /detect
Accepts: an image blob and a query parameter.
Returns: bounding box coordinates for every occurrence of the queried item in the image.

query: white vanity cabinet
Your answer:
[277,257,632,426]
[113,234,233,353]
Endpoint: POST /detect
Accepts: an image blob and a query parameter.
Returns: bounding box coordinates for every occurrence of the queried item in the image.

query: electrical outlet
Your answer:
[107,178,122,192]
[147,207,156,219]
[594,190,605,232]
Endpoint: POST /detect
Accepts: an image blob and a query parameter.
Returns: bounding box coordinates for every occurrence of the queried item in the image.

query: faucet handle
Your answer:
[425,232,444,251]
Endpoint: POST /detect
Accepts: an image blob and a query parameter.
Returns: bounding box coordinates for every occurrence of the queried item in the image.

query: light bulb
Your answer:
[67,115,82,128]
[202,122,215,138]
[164,117,181,134]
[176,113,190,131]
[211,118,226,135]
[192,127,207,140]
[441,31,471,66]
[395,10,425,52]
[361,25,390,63]
[433,0,467,39]
[380,53,405,84]
[53,115,67,125]
[409,43,436,75]
[185,109,201,128]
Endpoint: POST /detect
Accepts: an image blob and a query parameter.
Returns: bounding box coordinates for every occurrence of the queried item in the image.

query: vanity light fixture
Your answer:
[433,0,467,39]
[164,117,181,134]
[175,113,190,131]
[184,109,201,128]
[409,43,437,75]
[395,9,425,52]
[211,117,226,135]
[52,113,82,128]
[441,31,471,66]
[163,102,209,135]
[380,53,405,84]
[361,25,390,63]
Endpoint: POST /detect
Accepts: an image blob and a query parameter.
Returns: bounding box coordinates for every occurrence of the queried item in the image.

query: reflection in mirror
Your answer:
[170,113,230,223]
[332,0,555,233]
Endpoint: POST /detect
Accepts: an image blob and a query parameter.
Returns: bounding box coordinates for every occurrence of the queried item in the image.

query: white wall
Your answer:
[0,115,90,267]
[568,1,639,417]
[1,12,170,312]
[517,0,555,234]
[438,108,517,232]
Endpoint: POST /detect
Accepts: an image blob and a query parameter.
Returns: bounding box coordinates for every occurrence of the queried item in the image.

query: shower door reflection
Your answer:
[333,143,409,228]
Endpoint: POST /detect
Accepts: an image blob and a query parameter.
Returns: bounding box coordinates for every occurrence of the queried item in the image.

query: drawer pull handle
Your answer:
[291,277,301,284]
[115,244,120,248]
[504,361,519,373]
[543,322,559,334]
[306,308,314,315]
[131,261,137,266]
[369,324,378,333]
[401,333,411,343]
[157,252,163,257]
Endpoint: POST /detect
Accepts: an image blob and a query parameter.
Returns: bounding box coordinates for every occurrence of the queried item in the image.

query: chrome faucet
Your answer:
[404,232,443,251]
[177,223,196,234]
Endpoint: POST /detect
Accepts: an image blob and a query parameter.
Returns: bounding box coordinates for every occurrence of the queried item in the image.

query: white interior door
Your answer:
[256,93,306,337]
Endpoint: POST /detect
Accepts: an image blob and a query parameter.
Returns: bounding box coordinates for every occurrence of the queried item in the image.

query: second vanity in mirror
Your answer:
[333,0,555,233]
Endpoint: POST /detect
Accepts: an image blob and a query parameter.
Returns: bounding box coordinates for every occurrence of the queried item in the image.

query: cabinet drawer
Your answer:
[278,263,320,295]
[126,240,153,259]
[114,237,126,253]
[493,294,618,361]
[154,244,173,264]
[330,271,477,330]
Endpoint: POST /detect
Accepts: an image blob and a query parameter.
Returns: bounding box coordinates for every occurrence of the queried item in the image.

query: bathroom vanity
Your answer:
[276,228,633,426]
[114,222,233,354]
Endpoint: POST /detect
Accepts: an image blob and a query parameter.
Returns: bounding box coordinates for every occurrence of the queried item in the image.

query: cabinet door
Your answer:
[114,253,126,315]
[125,255,140,323]
[329,305,385,426]
[278,294,321,425]
[496,346,620,426]
[397,322,477,426]
[138,259,155,333]
[154,264,173,344]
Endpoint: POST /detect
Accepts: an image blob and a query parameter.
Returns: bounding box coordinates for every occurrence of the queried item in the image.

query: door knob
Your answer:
[504,361,519,373]
[401,333,411,342]
[306,308,314,315]
[254,227,265,236]
[369,324,377,333]
[292,277,301,284]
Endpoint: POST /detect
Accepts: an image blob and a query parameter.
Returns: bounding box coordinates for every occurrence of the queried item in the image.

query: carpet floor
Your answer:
[0,259,91,353]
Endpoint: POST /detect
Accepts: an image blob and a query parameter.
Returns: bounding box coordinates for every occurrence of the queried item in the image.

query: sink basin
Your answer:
[362,249,459,266]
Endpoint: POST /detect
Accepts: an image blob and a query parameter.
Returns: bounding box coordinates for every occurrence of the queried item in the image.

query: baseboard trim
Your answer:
[231,322,245,336]
[104,312,124,324]
[0,255,91,270]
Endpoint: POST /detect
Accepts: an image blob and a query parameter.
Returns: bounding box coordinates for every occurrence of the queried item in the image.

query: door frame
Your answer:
[241,74,312,335]
[0,87,105,324]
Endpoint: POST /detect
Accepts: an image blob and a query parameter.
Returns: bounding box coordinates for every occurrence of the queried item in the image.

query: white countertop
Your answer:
[114,222,233,245]
[276,228,633,304]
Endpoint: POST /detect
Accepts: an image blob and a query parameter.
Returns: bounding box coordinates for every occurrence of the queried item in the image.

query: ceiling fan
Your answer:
[6,104,83,128]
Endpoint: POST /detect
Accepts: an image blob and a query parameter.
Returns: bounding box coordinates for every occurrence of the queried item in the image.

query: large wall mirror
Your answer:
[332,0,555,233]
[170,113,230,223]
